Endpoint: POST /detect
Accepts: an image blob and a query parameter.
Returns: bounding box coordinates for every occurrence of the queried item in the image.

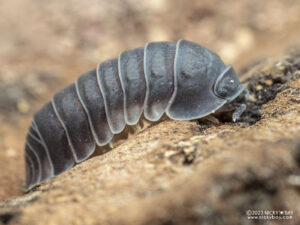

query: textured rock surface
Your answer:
[0,52,299,225]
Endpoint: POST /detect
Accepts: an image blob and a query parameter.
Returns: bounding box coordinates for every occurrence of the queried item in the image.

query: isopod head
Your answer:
[165,40,244,121]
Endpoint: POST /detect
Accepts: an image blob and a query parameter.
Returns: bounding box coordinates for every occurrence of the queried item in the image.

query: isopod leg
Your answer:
[232,104,247,122]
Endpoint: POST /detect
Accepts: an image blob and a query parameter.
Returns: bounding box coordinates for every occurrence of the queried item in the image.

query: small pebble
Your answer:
[164,150,178,158]
[287,175,300,187]
[17,99,30,113]
[178,141,190,147]
[249,94,256,101]
[183,147,194,155]
[6,148,17,157]
[144,163,155,169]
[275,61,285,70]
[265,79,273,85]
[256,84,263,90]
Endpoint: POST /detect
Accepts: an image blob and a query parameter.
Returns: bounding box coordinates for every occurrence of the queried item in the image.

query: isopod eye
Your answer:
[213,65,241,100]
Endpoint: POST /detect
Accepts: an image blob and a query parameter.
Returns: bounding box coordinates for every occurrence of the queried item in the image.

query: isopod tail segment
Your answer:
[24,39,247,190]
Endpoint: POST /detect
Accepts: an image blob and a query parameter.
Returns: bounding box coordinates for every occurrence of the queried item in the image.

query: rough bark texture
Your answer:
[0,51,299,225]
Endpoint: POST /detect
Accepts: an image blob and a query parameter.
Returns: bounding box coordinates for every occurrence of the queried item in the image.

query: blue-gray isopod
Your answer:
[24,40,246,190]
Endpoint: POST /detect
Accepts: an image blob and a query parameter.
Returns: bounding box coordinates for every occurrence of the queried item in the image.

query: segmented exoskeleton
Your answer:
[25,40,246,190]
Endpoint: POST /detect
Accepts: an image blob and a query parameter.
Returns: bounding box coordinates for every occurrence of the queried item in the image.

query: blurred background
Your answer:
[1,0,300,201]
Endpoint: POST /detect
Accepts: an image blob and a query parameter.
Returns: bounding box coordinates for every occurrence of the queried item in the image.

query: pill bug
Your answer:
[24,40,246,190]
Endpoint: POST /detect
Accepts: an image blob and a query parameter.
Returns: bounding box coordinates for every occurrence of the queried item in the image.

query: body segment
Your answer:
[76,69,113,146]
[97,59,125,134]
[144,42,176,121]
[52,84,95,162]
[119,47,146,125]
